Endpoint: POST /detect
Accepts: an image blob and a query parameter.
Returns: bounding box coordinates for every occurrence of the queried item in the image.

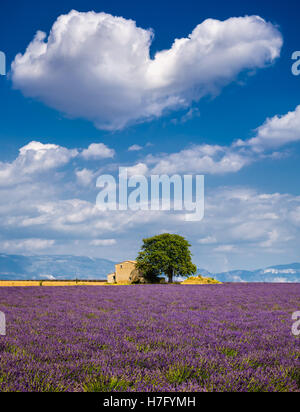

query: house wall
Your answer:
[115,261,136,282]
[107,273,116,284]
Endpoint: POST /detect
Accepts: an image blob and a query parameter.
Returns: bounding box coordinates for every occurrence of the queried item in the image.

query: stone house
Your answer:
[107,261,138,283]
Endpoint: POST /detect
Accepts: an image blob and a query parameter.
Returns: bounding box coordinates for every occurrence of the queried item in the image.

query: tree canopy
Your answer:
[136,233,197,283]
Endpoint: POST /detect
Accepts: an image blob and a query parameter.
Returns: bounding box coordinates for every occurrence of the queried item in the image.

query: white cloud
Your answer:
[0,140,116,188]
[143,103,300,175]
[202,188,299,256]
[290,206,300,225]
[172,108,200,124]
[1,239,55,252]
[198,236,217,244]
[214,245,236,252]
[147,144,252,175]
[12,11,282,130]
[128,144,143,152]
[127,162,148,177]
[180,108,200,123]
[75,168,95,186]
[81,143,115,159]
[0,141,77,186]
[90,239,116,246]
[0,141,300,270]
[259,229,280,248]
[236,105,300,151]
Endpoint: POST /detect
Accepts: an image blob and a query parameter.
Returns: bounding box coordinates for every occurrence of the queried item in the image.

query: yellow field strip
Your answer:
[0,281,108,287]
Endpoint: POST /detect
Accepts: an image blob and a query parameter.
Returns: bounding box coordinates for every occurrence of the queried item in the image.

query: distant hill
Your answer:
[0,254,115,280]
[0,253,299,282]
[205,263,300,283]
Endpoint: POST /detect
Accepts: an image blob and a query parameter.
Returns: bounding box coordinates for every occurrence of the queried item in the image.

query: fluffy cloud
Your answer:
[0,141,116,188]
[141,104,300,175]
[202,188,298,252]
[81,143,115,160]
[1,177,299,270]
[12,11,282,130]
[147,144,252,175]
[75,168,95,186]
[1,140,300,270]
[0,141,77,186]
[1,239,55,252]
[239,105,300,151]
[126,162,148,177]
[128,145,143,152]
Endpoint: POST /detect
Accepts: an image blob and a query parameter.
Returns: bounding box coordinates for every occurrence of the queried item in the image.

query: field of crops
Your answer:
[0,284,299,392]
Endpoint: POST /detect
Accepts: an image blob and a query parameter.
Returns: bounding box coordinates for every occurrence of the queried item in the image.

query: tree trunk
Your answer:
[167,271,173,283]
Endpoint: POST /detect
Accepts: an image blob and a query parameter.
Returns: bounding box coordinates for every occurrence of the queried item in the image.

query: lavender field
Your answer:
[0,284,299,392]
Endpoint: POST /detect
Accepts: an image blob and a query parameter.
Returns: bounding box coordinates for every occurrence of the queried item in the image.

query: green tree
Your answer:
[136,233,197,283]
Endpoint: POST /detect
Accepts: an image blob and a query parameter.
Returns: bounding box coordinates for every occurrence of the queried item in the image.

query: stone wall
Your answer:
[115,261,136,282]
[107,273,116,283]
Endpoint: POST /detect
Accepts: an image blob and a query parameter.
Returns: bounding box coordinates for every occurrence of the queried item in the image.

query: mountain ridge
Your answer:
[205,263,300,283]
[0,253,299,282]
[0,253,115,280]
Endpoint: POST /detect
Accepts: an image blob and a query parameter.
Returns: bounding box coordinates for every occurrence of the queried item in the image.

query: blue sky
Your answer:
[0,0,300,272]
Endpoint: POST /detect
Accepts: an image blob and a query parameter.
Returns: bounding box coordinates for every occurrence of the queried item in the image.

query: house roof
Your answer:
[117,260,136,264]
